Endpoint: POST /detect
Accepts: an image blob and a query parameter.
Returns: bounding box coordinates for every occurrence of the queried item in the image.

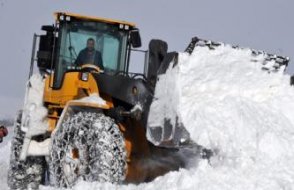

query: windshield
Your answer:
[53,20,129,88]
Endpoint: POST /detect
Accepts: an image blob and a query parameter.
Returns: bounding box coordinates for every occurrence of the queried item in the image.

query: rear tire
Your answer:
[50,112,127,188]
[7,111,45,190]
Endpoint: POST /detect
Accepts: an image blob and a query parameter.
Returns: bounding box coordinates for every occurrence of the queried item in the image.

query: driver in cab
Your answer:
[75,38,104,70]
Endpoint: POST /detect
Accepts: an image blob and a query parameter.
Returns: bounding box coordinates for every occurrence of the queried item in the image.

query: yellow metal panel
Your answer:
[44,72,114,132]
[48,116,58,132]
[54,12,136,27]
[43,72,99,106]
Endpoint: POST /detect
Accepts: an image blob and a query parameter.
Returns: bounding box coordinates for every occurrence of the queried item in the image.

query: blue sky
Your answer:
[0,0,293,117]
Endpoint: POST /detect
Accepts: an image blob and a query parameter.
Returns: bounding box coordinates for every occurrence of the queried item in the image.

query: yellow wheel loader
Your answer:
[7,12,289,189]
[7,12,189,189]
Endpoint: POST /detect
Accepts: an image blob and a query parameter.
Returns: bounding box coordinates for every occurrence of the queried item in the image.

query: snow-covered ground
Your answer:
[1,44,294,190]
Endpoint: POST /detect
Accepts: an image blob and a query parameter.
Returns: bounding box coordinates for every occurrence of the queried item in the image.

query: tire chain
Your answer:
[7,111,45,190]
[50,112,127,188]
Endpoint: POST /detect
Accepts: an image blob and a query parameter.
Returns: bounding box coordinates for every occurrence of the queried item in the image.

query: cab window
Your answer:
[53,20,128,88]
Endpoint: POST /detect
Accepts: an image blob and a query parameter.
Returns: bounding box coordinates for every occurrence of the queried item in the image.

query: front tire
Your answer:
[50,112,127,188]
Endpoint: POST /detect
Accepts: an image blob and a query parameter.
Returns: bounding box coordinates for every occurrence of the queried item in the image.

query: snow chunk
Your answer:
[22,74,48,136]
[75,93,106,106]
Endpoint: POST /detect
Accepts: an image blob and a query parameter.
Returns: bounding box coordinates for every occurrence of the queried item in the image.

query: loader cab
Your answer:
[37,12,141,89]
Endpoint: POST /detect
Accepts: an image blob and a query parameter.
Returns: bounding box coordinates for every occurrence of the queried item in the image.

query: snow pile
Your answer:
[147,44,294,189]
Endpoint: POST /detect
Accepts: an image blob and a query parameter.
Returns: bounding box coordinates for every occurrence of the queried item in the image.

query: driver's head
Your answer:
[86,38,95,51]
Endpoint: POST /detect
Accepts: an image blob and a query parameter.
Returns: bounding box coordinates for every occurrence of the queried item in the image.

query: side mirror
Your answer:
[41,25,55,33]
[130,29,142,48]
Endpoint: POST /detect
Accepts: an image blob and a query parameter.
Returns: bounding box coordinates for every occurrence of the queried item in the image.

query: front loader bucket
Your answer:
[146,36,290,149]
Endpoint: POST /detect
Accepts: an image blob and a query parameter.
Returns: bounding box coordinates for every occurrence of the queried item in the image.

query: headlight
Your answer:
[80,72,89,81]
